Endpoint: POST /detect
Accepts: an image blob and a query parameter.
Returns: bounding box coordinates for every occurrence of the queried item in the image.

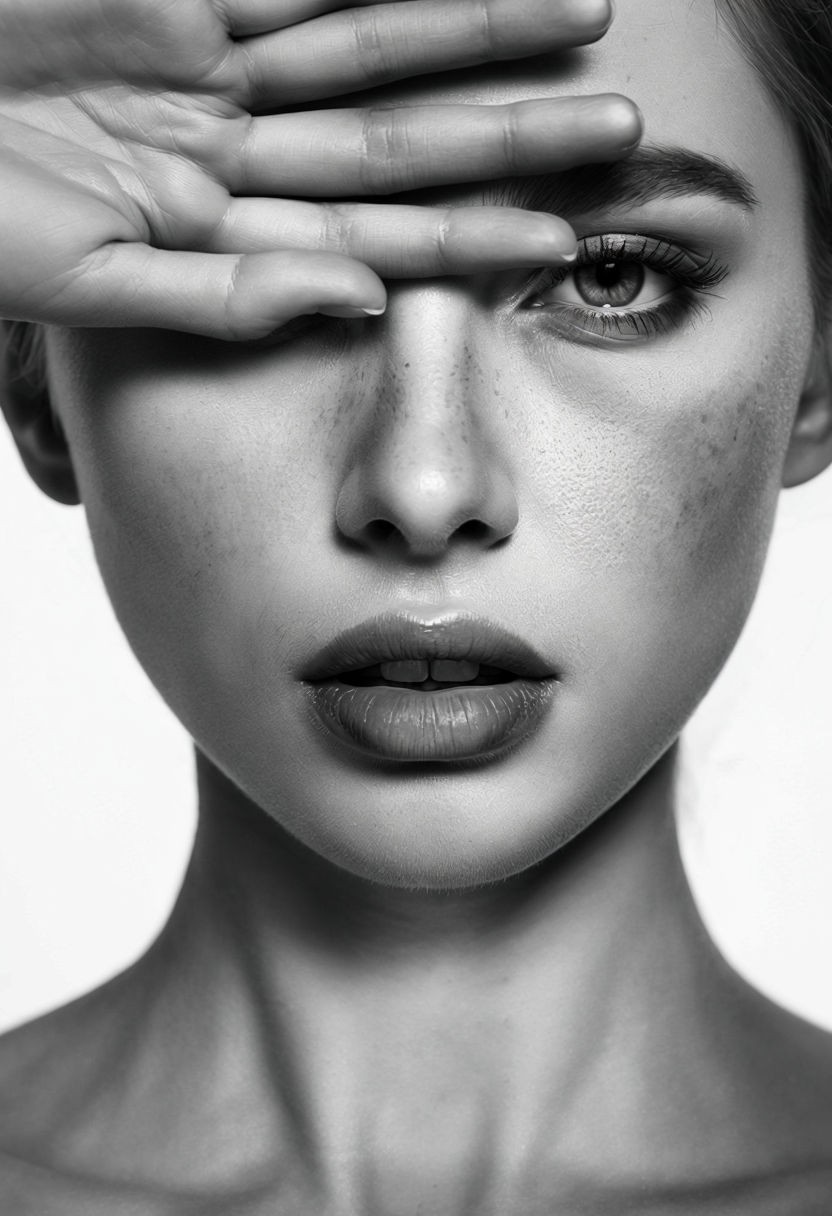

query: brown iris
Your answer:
[573,261,645,308]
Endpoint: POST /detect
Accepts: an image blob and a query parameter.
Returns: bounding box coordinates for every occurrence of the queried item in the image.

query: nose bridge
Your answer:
[379,279,475,421]
[334,284,519,559]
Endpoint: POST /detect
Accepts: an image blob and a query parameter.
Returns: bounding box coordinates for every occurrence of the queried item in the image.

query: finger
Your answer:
[218,0,412,38]
[32,246,387,340]
[225,97,640,198]
[207,198,578,276]
[239,0,613,108]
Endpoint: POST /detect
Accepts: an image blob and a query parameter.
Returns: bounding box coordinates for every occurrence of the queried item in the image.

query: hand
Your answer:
[0,0,641,339]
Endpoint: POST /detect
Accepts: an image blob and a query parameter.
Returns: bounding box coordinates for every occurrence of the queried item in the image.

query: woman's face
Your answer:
[45,0,817,887]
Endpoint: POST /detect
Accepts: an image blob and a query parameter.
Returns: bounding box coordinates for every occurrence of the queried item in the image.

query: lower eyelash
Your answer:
[554,290,712,343]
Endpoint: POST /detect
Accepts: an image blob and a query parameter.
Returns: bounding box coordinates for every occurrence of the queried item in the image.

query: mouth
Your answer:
[301,613,558,763]
[339,659,517,691]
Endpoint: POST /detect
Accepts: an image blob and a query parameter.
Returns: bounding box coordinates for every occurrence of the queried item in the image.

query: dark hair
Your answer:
[3,0,832,389]
[717,0,832,325]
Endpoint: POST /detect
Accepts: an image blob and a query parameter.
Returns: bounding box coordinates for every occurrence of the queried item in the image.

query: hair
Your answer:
[2,0,832,392]
[716,0,832,327]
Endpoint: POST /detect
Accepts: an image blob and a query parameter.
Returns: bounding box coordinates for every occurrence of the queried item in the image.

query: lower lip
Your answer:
[304,679,557,763]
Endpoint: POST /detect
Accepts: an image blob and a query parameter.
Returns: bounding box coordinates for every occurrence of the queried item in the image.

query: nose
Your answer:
[334,285,519,561]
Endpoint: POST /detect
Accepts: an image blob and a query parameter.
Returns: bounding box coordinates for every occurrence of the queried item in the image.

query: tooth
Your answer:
[380,660,430,683]
[430,659,480,683]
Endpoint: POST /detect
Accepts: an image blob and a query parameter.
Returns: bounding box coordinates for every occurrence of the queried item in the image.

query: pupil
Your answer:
[575,260,645,308]
[596,261,623,288]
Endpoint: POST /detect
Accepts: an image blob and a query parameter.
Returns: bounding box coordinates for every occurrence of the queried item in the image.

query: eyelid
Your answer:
[601,234,728,288]
[524,233,729,298]
[514,231,730,348]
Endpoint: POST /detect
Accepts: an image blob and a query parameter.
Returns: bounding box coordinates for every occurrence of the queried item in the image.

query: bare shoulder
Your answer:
[0,970,163,1212]
[0,978,292,1215]
[683,956,832,1209]
[0,975,131,1148]
[722,961,832,1143]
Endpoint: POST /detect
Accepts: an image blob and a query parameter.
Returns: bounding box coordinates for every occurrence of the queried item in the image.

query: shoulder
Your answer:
[0,981,121,1148]
[720,963,832,1145]
[678,958,832,1204]
[0,976,287,1213]
[0,992,186,1215]
[0,970,152,1204]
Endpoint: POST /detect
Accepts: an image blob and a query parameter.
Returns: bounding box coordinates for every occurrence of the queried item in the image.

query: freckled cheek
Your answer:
[518,356,794,669]
[647,384,792,614]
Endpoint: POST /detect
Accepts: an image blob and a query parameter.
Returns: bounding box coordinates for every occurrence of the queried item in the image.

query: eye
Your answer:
[520,234,730,347]
[534,259,675,312]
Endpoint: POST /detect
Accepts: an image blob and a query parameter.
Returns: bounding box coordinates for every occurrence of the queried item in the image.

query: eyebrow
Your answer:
[485,146,759,217]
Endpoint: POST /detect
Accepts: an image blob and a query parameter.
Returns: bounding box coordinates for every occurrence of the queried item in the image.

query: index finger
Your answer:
[237,0,613,109]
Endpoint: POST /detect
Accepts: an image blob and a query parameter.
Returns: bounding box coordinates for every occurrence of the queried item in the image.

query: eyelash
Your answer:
[522,234,730,344]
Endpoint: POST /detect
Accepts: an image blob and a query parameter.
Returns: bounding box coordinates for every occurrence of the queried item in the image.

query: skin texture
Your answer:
[33,0,817,890]
[2,0,832,1212]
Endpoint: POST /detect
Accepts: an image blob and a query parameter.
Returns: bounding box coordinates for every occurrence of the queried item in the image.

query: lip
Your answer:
[301,613,558,763]
[302,613,556,682]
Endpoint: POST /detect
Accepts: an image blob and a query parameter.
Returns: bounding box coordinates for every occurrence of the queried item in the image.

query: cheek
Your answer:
[48,334,350,712]
[531,352,792,573]
[657,374,788,594]
[511,328,804,705]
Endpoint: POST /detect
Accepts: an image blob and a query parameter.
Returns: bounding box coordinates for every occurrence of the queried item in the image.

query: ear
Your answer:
[782,331,832,489]
[0,323,80,505]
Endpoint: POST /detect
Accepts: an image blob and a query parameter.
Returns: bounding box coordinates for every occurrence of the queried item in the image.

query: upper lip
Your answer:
[302,613,556,681]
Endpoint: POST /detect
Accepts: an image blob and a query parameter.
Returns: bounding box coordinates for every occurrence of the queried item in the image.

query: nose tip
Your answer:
[335,453,519,560]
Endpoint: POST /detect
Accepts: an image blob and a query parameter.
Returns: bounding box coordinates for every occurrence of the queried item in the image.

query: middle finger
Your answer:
[225,97,641,197]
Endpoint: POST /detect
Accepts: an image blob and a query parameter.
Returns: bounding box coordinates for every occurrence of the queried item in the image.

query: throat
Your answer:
[153,747,750,1200]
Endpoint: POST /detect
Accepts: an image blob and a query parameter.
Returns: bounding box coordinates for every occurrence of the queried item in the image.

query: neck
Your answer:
[183,742,701,962]
[138,746,732,1202]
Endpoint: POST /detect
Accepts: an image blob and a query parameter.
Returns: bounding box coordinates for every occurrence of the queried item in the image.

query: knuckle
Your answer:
[359,108,413,193]
[501,103,525,174]
[477,0,497,56]
[231,114,255,190]
[348,9,396,90]
[230,39,260,105]
[223,255,250,340]
[432,212,457,274]
[319,203,353,253]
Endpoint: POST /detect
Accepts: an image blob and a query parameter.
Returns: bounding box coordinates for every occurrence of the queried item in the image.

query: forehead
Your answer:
[360,0,800,217]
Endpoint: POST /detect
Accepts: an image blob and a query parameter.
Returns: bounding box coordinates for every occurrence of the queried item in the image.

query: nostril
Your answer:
[364,519,399,546]
[455,519,491,544]
[334,454,519,558]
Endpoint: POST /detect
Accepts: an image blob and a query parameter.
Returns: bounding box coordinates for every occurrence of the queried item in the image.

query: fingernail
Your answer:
[573,0,614,35]
[320,304,386,319]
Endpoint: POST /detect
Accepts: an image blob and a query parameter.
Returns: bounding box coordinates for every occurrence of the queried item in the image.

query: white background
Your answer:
[2,422,832,1036]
